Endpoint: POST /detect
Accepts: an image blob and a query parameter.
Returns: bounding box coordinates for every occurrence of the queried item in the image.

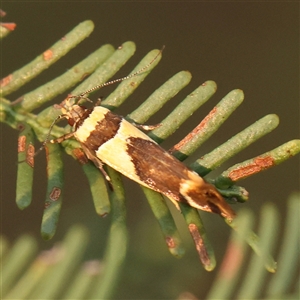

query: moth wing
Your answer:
[95,119,235,220]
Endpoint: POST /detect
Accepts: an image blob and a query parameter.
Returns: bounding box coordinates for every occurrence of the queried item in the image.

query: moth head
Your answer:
[58,96,90,127]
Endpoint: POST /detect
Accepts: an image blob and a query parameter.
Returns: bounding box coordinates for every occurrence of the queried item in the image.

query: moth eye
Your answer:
[68,119,75,126]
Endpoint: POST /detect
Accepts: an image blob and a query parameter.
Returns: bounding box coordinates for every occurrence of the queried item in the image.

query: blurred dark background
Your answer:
[1,2,299,299]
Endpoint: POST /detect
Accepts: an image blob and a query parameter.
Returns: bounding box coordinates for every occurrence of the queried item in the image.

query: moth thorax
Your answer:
[66,105,91,127]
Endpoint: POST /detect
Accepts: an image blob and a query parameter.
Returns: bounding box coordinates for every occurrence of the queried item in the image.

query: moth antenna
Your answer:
[79,45,165,98]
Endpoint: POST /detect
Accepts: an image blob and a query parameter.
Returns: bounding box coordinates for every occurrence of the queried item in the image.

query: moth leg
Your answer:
[81,144,113,190]
[132,123,161,131]
[50,132,75,144]
[95,97,103,106]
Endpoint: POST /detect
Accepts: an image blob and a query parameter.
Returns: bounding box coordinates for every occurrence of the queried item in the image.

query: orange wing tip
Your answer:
[180,175,236,219]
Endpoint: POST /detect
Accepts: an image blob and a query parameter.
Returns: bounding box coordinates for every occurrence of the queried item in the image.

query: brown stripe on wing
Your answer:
[127,137,235,220]
[126,137,192,203]
[85,111,122,151]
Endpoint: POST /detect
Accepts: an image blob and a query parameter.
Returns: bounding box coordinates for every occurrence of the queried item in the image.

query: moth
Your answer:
[47,49,236,221]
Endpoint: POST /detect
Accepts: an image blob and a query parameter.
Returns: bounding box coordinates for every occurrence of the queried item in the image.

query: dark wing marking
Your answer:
[126,137,235,220]
[127,137,192,202]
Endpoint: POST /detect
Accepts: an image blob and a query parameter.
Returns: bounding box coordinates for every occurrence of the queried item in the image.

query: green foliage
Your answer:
[1,194,299,299]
